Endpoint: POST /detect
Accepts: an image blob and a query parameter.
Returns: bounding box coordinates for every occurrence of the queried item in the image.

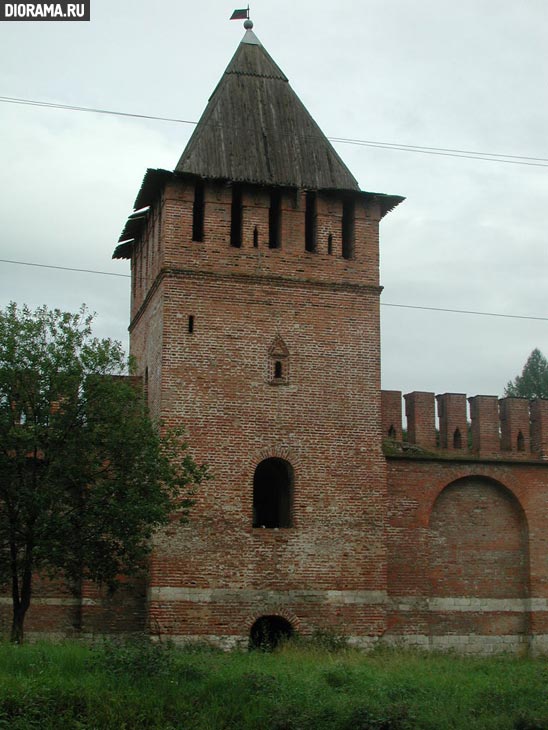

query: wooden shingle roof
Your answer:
[175,29,361,191]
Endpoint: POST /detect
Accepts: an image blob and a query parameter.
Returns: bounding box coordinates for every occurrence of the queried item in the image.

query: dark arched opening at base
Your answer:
[249,615,294,651]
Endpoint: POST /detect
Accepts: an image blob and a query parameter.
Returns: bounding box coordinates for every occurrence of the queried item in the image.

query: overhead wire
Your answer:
[1,258,547,323]
[1,95,547,168]
[0,258,129,278]
[1,96,546,323]
[0,95,198,126]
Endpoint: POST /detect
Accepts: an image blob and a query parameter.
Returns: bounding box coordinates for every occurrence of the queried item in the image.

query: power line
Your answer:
[0,258,130,278]
[1,258,547,323]
[1,94,547,168]
[0,95,198,127]
[382,302,548,322]
[330,138,548,169]
[329,137,548,164]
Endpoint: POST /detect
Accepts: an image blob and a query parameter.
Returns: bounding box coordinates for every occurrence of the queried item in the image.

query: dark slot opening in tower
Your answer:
[253,226,259,248]
[269,189,281,249]
[305,191,317,252]
[230,184,243,248]
[327,234,333,255]
[192,180,205,242]
[274,360,283,378]
[342,198,355,259]
[188,315,194,334]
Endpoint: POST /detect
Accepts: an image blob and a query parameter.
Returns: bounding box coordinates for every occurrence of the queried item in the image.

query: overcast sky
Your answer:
[1,0,547,400]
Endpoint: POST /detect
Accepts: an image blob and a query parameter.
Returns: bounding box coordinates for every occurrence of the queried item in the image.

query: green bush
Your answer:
[89,637,175,679]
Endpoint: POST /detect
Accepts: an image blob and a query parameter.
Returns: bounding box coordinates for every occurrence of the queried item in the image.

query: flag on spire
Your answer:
[230,7,249,20]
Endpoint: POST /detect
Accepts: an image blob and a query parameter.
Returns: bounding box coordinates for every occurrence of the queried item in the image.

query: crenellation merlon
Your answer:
[383,390,548,460]
[404,391,436,449]
[437,393,468,451]
[530,399,548,460]
[469,395,500,457]
[381,390,403,442]
[501,397,531,454]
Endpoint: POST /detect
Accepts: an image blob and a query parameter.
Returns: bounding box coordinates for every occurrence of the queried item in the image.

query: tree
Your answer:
[505,348,548,399]
[0,303,205,642]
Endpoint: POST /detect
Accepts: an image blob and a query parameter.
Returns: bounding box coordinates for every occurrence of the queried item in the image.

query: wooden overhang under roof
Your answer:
[112,167,404,260]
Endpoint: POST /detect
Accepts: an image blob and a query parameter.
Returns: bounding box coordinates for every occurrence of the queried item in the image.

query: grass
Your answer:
[0,639,547,729]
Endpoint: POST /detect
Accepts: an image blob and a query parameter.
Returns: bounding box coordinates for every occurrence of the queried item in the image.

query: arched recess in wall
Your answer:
[428,476,530,638]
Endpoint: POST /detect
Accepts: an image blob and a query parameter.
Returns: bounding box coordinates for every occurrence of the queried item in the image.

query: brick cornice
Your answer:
[129,266,382,332]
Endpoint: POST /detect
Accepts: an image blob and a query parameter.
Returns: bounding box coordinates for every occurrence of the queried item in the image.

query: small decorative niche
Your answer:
[268,336,289,385]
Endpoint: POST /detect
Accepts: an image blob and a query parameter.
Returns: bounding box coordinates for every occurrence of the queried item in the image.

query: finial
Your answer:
[230,5,251,24]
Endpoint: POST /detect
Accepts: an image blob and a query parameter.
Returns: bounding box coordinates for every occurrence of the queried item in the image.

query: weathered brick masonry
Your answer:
[384,391,548,653]
[8,25,548,652]
[142,180,389,647]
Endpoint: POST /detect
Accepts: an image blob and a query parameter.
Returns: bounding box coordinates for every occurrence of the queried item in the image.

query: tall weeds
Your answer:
[0,640,546,729]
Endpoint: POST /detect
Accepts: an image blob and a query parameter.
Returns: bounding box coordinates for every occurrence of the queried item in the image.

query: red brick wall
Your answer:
[128,178,388,643]
[156,180,381,290]
[387,457,548,650]
[10,171,548,653]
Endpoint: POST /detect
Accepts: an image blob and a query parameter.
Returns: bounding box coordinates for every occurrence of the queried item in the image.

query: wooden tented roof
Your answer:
[175,29,361,191]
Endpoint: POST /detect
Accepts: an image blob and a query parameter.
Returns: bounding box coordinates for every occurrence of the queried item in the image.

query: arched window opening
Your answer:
[388,424,396,439]
[253,458,293,528]
[341,198,355,259]
[253,226,259,248]
[517,431,525,452]
[249,615,293,651]
[453,428,462,449]
[304,191,317,252]
[269,189,281,249]
[274,360,283,379]
[230,184,243,248]
[192,180,205,242]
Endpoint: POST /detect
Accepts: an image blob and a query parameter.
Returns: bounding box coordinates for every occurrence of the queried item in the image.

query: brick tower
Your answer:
[114,23,403,647]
